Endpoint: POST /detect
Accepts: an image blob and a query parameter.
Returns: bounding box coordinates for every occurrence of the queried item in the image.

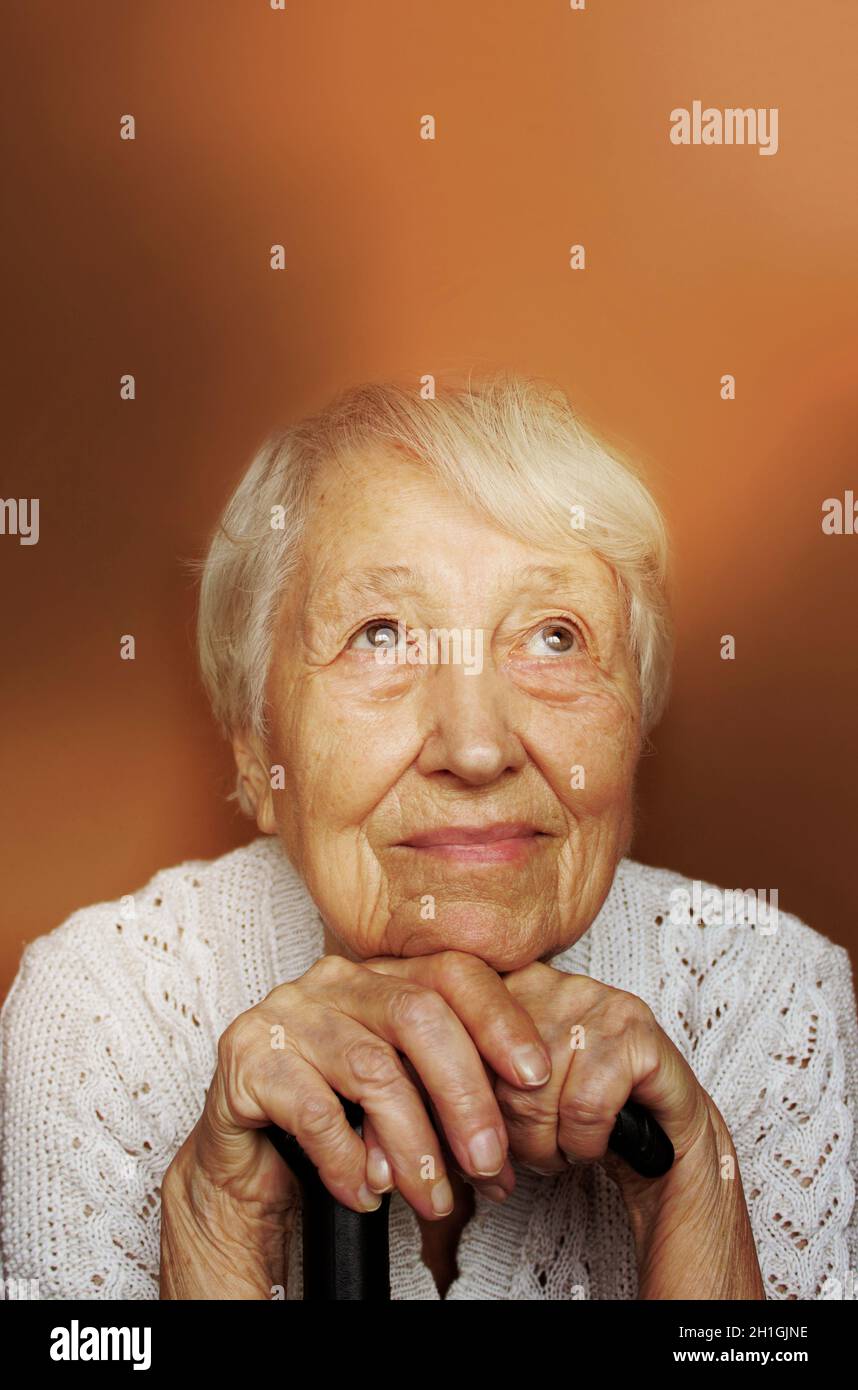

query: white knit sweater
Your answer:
[1,835,856,1301]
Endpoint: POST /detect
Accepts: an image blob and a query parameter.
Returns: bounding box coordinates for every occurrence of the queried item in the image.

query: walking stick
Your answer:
[267,1097,392,1301]
[265,1094,673,1301]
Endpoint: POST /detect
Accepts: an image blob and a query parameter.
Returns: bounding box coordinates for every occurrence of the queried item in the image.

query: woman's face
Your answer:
[251,448,642,971]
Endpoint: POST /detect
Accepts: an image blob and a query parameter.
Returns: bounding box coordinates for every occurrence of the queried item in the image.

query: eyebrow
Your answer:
[514,563,591,591]
[325,565,422,607]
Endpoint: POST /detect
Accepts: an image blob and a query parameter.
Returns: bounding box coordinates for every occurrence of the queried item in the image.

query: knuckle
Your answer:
[387,983,447,1037]
[435,950,486,986]
[343,1038,403,1090]
[497,1082,554,1127]
[264,978,296,1006]
[561,1083,615,1130]
[294,1090,346,1142]
[605,991,652,1034]
[307,954,352,988]
[217,1011,259,1070]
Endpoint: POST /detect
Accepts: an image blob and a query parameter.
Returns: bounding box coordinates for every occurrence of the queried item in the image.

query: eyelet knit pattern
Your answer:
[1,836,855,1300]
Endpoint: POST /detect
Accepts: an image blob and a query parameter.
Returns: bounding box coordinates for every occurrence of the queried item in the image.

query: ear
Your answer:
[231,730,277,835]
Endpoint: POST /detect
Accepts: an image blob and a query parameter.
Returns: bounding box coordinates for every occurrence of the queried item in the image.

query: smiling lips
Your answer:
[398,822,548,864]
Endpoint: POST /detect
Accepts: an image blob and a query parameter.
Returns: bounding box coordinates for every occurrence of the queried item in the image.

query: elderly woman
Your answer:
[1,375,856,1302]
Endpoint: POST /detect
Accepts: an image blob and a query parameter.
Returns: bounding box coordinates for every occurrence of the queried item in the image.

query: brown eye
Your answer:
[349,621,402,651]
[525,624,579,656]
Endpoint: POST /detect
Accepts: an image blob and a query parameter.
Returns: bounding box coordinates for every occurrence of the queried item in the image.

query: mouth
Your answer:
[396,822,550,864]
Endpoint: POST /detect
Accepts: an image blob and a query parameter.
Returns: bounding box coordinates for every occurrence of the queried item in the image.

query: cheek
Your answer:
[269,684,417,843]
[527,685,640,818]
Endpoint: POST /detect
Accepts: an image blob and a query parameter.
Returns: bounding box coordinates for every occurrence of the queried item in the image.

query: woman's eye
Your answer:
[524,623,580,656]
[349,620,402,651]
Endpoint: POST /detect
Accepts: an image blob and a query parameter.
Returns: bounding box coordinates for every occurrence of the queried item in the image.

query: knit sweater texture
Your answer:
[1,835,856,1300]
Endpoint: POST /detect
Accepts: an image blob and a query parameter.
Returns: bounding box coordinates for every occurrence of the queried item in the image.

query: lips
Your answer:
[400,822,544,848]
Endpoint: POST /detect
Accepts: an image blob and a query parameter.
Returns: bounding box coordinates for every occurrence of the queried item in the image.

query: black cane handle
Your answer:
[608,1098,674,1178]
[266,1097,391,1301]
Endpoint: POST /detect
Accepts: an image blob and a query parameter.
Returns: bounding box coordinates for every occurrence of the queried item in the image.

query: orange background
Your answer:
[2,0,857,1000]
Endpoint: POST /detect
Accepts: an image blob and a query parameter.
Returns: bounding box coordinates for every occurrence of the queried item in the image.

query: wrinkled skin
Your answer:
[243,445,642,970]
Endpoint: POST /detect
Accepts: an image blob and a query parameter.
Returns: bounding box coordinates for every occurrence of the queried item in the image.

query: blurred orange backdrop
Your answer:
[2,0,857,999]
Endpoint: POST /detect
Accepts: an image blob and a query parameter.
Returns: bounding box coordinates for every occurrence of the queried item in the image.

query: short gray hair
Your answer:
[197,372,673,814]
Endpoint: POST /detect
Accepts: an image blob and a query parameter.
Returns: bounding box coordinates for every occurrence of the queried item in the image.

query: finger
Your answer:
[360,1112,395,1194]
[212,1037,379,1213]
[465,1158,517,1203]
[557,1037,634,1164]
[401,1054,516,1203]
[495,1067,567,1173]
[288,1008,455,1219]
[304,958,509,1184]
[608,1031,710,1162]
[555,1001,665,1163]
[492,976,599,1173]
[362,951,552,1089]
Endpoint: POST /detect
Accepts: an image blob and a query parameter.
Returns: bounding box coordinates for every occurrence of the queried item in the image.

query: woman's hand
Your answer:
[495,960,710,1173]
[496,960,766,1298]
[160,951,551,1298]
[365,954,765,1298]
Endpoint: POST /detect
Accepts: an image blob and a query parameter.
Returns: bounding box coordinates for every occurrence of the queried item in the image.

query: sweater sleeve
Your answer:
[723,934,858,1301]
[826,944,858,1287]
[0,921,198,1300]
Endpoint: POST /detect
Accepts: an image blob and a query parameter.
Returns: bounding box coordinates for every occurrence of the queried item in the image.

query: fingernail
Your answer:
[431,1177,454,1215]
[511,1045,551,1086]
[481,1184,508,1203]
[357,1183,382,1211]
[468,1128,505,1177]
[366,1148,393,1192]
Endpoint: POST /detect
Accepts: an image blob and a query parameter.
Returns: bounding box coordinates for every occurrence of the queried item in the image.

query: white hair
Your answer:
[197,372,673,815]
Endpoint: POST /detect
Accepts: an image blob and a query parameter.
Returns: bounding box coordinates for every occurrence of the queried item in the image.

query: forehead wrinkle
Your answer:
[306,557,617,620]
[515,562,606,596]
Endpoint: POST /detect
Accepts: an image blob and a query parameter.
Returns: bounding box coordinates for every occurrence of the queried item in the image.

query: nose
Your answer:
[414,658,526,786]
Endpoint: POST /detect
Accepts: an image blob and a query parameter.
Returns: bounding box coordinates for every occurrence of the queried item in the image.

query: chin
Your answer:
[387,901,548,972]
